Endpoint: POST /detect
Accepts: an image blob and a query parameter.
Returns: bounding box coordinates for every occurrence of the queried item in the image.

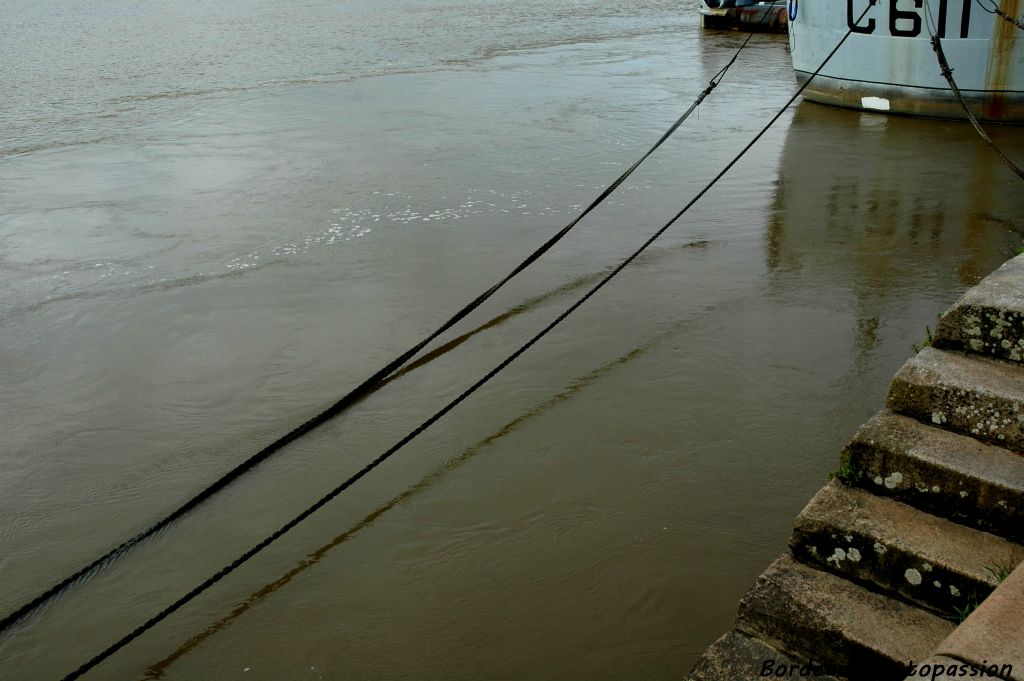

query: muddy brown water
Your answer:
[2,1,1023,679]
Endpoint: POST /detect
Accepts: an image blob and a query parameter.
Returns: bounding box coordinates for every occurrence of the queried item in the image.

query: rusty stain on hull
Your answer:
[984,0,1020,120]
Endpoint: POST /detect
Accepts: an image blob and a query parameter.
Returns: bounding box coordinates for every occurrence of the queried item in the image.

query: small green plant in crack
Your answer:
[948,564,1015,624]
[828,455,862,486]
[952,595,982,623]
[913,325,934,354]
[999,238,1024,258]
[985,560,1014,584]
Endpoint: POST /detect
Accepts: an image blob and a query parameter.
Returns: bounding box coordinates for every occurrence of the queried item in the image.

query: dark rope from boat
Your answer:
[930,35,1024,181]
[0,17,762,640]
[55,6,873,680]
[975,0,1024,32]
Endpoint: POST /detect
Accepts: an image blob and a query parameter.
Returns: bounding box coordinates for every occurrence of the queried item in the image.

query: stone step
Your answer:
[736,554,954,681]
[933,254,1024,365]
[843,410,1024,543]
[789,481,1024,617]
[685,629,841,681]
[934,563,1024,681]
[903,657,1005,681]
[886,346,1024,452]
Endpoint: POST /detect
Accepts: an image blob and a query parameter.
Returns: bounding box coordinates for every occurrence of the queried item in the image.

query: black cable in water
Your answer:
[930,35,1024,181]
[54,5,873,680]
[0,14,760,638]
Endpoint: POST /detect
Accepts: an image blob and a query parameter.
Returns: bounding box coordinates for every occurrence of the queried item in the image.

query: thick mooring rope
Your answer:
[930,35,1024,181]
[0,10,761,640]
[55,5,873,680]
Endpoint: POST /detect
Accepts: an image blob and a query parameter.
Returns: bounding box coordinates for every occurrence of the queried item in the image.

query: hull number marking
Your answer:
[847,0,971,38]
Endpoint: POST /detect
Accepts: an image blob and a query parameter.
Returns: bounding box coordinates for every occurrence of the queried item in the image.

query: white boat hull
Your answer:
[788,0,1024,121]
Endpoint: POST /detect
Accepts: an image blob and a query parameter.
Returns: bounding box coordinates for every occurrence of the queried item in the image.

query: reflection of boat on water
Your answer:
[766,102,1024,293]
[766,102,1024,364]
[790,0,1024,122]
[698,0,788,32]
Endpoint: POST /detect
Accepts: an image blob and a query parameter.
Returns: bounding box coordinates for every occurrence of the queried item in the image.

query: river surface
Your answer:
[2,1,1024,679]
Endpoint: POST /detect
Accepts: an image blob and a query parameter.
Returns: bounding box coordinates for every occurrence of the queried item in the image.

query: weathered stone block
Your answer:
[844,411,1024,543]
[902,656,996,680]
[790,481,1023,617]
[685,629,840,681]
[886,347,1024,452]
[736,554,953,681]
[936,564,1024,681]
[934,255,1024,364]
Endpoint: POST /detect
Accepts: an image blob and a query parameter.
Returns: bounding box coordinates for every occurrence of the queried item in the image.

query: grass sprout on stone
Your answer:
[1000,238,1024,258]
[828,454,862,486]
[913,325,934,354]
[984,561,1014,584]
[952,595,982,623]
[949,562,1015,624]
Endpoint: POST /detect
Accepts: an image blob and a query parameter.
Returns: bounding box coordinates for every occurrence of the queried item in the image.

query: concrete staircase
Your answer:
[686,256,1024,681]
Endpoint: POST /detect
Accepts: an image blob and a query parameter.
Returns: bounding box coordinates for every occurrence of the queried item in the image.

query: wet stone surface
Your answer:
[936,564,1024,681]
[935,255,1024,365]
[735,555,954,681]
[685,630,840,681]
[886,347,1024,452]
[844,411,1024,543]
[790,481,1023,618]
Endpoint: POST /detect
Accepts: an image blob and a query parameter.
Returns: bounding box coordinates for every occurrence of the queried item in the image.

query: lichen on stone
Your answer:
[826,548,847,566]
